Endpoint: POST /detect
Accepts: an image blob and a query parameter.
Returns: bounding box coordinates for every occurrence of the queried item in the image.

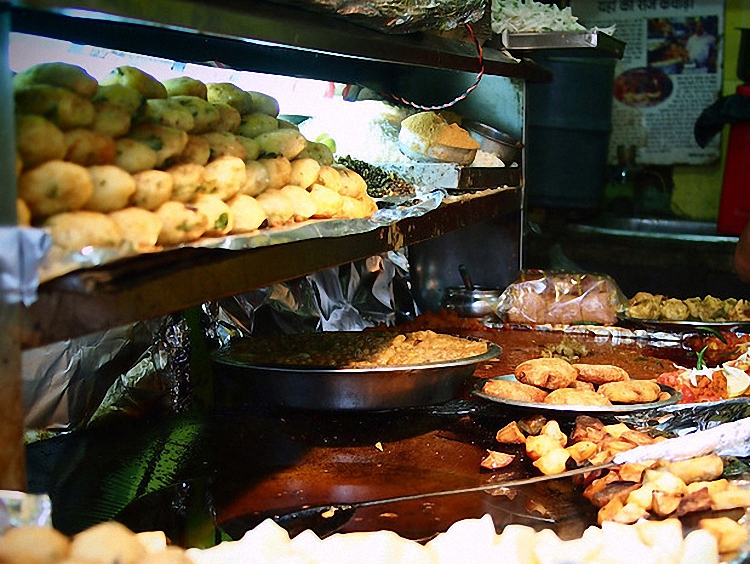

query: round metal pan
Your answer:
[212,336,501,411]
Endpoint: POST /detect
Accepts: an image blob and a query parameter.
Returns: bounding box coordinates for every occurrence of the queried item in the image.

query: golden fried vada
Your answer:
[481,378,548,403]
[597,380,661,404]
[543,388,612,406]
[573,363,630,385]
[515,357,579,390]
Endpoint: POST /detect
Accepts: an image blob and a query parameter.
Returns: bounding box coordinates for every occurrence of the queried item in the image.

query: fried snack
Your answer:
[44,210,123,251]
[248,90,280,117]
[100,66,168,99]
[15,114,66,169]
[109,207,163,251]
[169,96,219,133]
[660,298,690,321]
[201,155,246,201]
[236,136,260,162]
[237,112,279,138]
[544,388,613,406]
[627,292,663,319]
[0,524,71,564]
[176,135,211,166]
[139,98,196,131]
[316,165,342,192]
[128,123,189,168]
[241,160,271,196]
[114,138,159,173]
[84,165,137,213]
[226,194,266,233]
[200,131,248,161]
[336,195,373,219]
[481,378,549,403]
[91,102,132,138]
[163,76,208,99]
[210,102,241,132]
[573,364,630,385]
[700,517,749,554]
[334,165,368,198]
[206,82,255,114]
[64,129,117,166]
[309,184,344,218]
[297,140,334,166]
[258,156,292,191]
[13,62,98,99]
[192,194,233,237]
[166,163,205,203]
[289,158,321,189]
[92,83,146,117]
[598,380,661,404]
[70,521,146,564]
[279,185,316,222]
[17,198,31,226]
[255,188,295,226]
[515,357,579,390]
[154,201,208,246]
[18,160,93,218]
[495,421,526,444]
[255,129,307,160]
[15,84,96,130]
[480,451,515,470]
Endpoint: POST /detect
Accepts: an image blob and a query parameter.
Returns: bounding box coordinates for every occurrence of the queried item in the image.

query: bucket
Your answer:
[525,56,616,209]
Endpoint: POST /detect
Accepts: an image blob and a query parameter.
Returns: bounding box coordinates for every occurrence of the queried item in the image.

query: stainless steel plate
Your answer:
[617,314,750,334]
[473,374,681,414]
[212,335,501,410]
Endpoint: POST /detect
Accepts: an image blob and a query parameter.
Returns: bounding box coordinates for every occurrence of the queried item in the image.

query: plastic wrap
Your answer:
[495,269,627,326]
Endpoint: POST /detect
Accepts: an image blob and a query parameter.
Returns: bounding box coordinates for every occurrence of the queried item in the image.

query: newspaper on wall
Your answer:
[575,0,724,165]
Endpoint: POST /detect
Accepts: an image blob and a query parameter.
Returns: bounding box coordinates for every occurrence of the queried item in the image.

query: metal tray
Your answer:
[472,374,681,415]
[212,336,502,411]
[617,313,750,334]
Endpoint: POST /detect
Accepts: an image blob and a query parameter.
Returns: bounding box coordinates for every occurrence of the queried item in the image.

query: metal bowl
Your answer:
[211,334,501,410]
[441,286,503,320]
[462,120,523,165]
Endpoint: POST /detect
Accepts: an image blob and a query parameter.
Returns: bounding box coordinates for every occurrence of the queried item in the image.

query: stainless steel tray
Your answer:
[212,336,502,410]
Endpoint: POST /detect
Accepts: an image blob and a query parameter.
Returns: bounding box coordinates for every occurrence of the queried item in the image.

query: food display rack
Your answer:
[0,0,544,490]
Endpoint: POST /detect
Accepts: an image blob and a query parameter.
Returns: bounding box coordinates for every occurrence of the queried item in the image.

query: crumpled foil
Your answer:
[270,0,486,33]
[0,490,52,534]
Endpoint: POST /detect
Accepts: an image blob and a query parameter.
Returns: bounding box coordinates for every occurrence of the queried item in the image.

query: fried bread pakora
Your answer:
[543,388,613,406]
[597,380,661,404]
[481,379,549,403]
[515,357,579,390]
[573,363,630,385]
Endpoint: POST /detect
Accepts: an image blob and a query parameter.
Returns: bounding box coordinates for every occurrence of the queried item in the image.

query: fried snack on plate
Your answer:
[481,378,548,403]
[169,95,219,133]
[0,525,71,564]
[627,291,663,319]
[92,83,146,117]
[100,66,168,99]
[13,62,98,99]
[258,156,292,191]
[598,380,661,404]
[18,160,93,218]
[255,188,295,227]
[279,185,316,222]
[109,207,162,251]
[289,157,321,189]
[154,201,208,246]
[175,135,211,166]
[573,363,630,385]
[114,138,159,174]
[201,155,246,201]
[316,164,342,192]
[480,450,515,470]
[700,517,748,554]
[139,98,195,132]
[128,123,189,168]
[248,90,280,117]
[254,128,307,160]
[15,84,96,130]
[15,114,66,169]
[336,195,372,219]
[333,165,368,198]
[163,76,208,99]
[192,194,233,237]
[226,194,267,233]
[237,112,279,138]
[45,210,123,251]
[206,82,255,114]
[298,140,334,165]
[70,521,146,564]
[309,184,344,218]
[166,163,205,203]
[236,135,260,162]
[241,160,271,196]
[515,357,579,390]
[84,165,137,213]
[495,421,526,444]
[92,101,132,138]
[210,102,241,133]
[200,131,247,161]
[64,129,117,166]
[131,170,174,211]
[544,388,613,406]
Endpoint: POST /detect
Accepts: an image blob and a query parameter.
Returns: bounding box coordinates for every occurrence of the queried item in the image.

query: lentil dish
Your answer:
[219,330,489,368]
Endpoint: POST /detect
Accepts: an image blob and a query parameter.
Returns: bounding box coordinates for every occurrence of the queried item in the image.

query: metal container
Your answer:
[462,120,523,165]
[212,336,501,410]
[441,286,503,320]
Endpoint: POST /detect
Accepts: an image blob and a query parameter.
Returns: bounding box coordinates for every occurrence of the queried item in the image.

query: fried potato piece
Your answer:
[170,95,220,133]
[481,378,548,403]
[515,357,579,390]
[163,77,208,99]
[533,447,570,475]
[192,194,234,237]
[14,62,97,99]
[226,194,266,234]
[70,521,146,564]
[18,160,93,218]
[206,82,254,114]
[131,169,173,210]
[573,363,630,385]
[64,129,117,166]
[259,156,292,191]
[109,207,162,251]
[544,388,612,406]
[154,201,208,246]
[210,102,241,132]
[175,135,211,166]
[201,155,246,201]
[128,123,189,169]
[598,380,661,404]
[0,525,71,564]
[92,83,146,117]
[15,84,96,130]
[91,101,132,138]
[114,138,159,174]
[44,210,123,251]
[279,184,316,222]
[495,421,526,444]
[665,454,724,485]
[700,517,749,554]
[255,188,295,226]
[15,114,66,169]
[480,450,515,470]
[237,112,278,138]
[166,163,205,203]
[100,66,167,99]
[289,158,321,189]
[241,160,271,197]
[309,183,343,218]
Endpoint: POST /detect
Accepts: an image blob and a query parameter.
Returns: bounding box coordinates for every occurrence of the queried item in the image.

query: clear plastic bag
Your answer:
[495,269,627,326]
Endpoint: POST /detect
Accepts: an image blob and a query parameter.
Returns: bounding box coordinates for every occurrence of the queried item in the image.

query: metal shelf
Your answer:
[21,188,520,348]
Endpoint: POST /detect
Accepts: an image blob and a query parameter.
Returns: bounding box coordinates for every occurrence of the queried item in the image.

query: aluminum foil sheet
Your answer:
[0,490,52,534]
[0,226,50,306]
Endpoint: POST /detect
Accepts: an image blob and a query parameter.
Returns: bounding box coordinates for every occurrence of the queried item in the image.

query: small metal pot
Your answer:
[462,120,523,165]
[441,286,502,319]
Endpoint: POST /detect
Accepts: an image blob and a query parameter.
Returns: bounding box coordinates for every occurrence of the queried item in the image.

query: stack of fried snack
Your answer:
[487,414,750,553]
[626,292,750,323]
[13,62,378,254]
[481,357,668,407]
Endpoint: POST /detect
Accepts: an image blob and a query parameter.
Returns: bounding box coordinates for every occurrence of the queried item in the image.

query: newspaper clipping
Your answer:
[576,0,724,166]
